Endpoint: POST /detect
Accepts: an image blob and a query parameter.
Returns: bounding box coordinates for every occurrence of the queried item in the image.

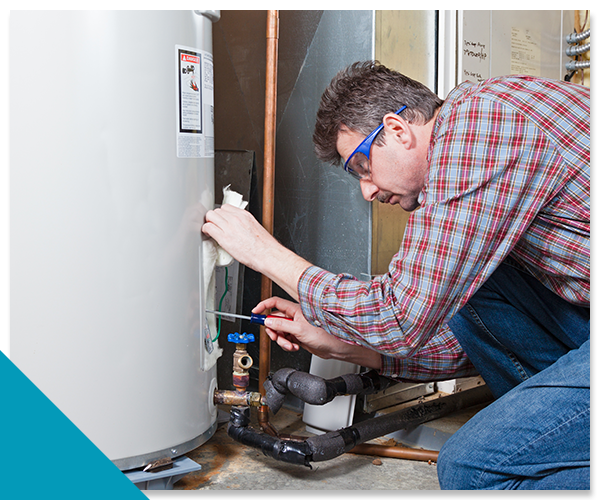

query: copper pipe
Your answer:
[257,405,279,437]
[213,389,262,407]
[259,10,279,397]
[349,443,439,463]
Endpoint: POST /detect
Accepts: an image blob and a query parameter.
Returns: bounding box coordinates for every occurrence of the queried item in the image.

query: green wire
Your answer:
[213,265,229,342]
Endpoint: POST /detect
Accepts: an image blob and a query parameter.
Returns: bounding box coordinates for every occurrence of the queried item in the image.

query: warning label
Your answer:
[177,45,214,158]
[510,28,541,76]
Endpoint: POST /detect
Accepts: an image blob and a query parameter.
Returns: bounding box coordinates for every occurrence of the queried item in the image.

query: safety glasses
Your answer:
[343,106,407,181]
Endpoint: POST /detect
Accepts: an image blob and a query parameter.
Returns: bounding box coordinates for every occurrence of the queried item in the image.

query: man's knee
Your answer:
[437,434,473,490]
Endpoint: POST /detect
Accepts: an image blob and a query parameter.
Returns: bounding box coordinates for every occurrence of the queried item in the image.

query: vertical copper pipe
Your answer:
[259,10,279,398]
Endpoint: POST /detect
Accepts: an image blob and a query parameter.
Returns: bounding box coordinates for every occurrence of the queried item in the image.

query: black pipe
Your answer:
[228,406,313,467]
[306,384,492,462]
[228,384,493,467]
[263,368,389,414]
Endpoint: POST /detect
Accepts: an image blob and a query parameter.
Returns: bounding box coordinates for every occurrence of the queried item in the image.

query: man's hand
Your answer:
[254,297,382,370]
[202,204,274,270]
[202,205,311,300]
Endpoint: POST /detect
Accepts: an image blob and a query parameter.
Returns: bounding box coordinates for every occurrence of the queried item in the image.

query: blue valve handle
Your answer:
[227,332,255,344]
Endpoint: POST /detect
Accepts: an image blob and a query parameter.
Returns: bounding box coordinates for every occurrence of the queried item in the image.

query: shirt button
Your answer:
[314,320,321,327]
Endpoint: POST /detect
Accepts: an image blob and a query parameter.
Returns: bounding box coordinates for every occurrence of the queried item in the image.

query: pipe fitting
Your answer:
[232,348,253,390]
[213,389,263,407]
[234,351,254,371]
[228,406,313,468]
[263,368,389,414]
[227,333,255,391]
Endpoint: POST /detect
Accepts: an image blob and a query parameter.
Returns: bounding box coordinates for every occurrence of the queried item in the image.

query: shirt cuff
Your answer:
[297,265,340,328]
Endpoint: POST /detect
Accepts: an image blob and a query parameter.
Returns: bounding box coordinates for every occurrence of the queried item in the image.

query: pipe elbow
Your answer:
[263,368,388,414]
[264,368,336,414]
[227,406,313,467]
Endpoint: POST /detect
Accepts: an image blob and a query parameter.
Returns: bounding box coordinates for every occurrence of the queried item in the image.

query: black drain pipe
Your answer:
[228,406,313,467]
[227,383,493,468]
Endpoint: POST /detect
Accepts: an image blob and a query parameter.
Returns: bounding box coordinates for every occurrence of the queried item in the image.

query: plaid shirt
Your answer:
[298,76,590,380]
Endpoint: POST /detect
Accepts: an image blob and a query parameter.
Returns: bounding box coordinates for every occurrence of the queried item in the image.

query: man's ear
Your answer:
[382,112,413,148]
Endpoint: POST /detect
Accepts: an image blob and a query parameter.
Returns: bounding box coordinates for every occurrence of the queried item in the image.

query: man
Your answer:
[202,61,590,489]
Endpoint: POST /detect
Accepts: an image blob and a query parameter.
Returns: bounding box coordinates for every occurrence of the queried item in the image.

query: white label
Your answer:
[510,28,541,76]
[176,45,214,158]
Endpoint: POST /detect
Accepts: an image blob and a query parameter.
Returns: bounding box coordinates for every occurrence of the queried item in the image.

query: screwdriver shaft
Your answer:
[206,310,252,321]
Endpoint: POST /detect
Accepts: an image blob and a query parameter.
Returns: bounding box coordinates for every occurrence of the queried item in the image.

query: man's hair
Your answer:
[313,61,444,165]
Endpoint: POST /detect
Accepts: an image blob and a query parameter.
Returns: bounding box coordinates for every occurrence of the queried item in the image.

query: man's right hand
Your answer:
[254,297,382,370]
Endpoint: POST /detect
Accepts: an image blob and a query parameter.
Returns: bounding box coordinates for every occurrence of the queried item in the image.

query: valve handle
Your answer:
[227,332,255,344]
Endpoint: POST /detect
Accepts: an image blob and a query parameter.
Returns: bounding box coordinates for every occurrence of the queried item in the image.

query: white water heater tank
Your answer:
[10,10,220,470]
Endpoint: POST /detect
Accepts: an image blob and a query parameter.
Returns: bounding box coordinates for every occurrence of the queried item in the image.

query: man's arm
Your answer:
[202,204,310,300]
[255,296,476,380]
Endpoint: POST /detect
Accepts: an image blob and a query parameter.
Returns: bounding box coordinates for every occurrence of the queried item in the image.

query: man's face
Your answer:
[336,125,427,212]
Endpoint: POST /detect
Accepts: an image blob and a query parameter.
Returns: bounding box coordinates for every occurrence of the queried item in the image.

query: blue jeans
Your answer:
[438,261,590,490]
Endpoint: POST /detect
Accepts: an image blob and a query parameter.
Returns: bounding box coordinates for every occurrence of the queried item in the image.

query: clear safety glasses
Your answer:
[343,106,407,181]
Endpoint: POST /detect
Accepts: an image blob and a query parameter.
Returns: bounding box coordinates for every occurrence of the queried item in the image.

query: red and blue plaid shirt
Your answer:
[298,76,590,381]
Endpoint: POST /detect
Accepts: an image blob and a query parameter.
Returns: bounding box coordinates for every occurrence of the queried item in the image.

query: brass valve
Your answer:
[212,332,262,408]
[228,332,255,391]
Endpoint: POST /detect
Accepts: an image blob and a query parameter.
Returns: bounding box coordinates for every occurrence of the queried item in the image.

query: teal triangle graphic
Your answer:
[0,351,148,499]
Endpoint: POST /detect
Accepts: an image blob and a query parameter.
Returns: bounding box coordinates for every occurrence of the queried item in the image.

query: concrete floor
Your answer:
[170,402,474,490]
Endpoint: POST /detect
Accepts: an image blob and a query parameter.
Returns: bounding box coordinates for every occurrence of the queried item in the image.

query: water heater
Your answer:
[10,10,220,470]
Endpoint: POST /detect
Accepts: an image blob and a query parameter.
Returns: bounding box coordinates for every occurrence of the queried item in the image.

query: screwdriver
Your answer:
[206,310,293,326]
